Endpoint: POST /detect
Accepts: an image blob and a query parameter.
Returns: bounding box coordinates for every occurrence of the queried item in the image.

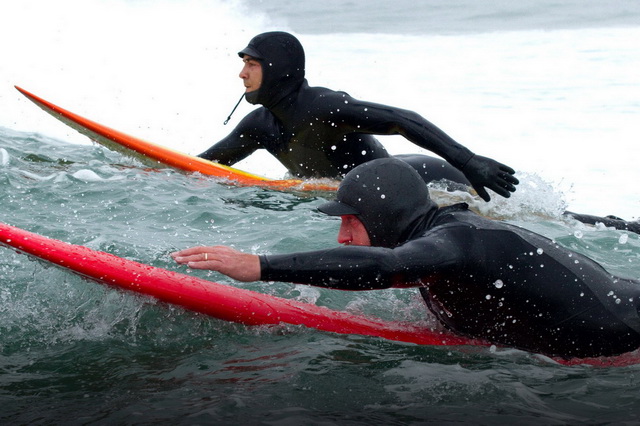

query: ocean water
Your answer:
[2,0,640,423]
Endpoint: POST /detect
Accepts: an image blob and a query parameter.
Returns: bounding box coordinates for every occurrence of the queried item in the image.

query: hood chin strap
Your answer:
[223,93,245,125]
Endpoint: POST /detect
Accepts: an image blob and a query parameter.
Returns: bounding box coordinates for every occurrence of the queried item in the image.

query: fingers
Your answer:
[474,185,491,202]
[495,166,519,195]
[171,246,207,258]
[498,164,516,176]
[171,246,221,266]
[172,246,261,282]
[172,252,213,266]
[498,179,517,193]
[501,172,519,186]
[491,185,512,199]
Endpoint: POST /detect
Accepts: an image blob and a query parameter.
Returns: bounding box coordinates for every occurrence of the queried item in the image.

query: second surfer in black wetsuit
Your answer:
[173,158,640,359]
[199,31,518,202]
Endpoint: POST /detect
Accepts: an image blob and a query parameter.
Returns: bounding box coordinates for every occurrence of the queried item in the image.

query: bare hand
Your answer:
[171,246,261,282]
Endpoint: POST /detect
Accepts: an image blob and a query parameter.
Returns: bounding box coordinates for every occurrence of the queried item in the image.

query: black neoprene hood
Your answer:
[237,31,306,108]
[318,158,438,248]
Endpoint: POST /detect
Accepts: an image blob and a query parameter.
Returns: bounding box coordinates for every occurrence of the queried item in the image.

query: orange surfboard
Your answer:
[15,86,338,192]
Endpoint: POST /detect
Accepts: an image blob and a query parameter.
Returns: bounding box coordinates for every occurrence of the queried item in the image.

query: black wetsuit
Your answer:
[199,31,517,200]
[201,80,471,183]
[261,205,640,358]
[259,159,640,359]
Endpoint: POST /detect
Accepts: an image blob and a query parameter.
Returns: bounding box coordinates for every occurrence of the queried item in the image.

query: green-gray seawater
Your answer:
[2,127,640,424]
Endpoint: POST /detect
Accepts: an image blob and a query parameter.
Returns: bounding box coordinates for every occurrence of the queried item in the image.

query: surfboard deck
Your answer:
[0,221,478,347]
[15,86,339,192]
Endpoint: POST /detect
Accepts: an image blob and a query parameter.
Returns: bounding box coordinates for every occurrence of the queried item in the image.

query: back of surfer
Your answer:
[199,31,518,202]
[173,158,640,359]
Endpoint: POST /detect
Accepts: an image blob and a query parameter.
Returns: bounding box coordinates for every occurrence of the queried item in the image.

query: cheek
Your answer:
[353,231,370,246]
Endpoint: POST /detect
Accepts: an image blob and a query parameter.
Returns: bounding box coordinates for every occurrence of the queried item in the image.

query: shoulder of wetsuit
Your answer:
[429,203,471,226]
[300,86,346,106]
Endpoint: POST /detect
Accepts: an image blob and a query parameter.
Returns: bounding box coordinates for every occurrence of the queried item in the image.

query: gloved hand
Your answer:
[461,155,519,202]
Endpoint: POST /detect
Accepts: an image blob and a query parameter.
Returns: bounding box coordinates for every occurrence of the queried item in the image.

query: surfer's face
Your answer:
[239,55,262,93]
[338,215,371,246]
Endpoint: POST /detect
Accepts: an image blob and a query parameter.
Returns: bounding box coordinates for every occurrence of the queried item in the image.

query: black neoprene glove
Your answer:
[460,154,519,202]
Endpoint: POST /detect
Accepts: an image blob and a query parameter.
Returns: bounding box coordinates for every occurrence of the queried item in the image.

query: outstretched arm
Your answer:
[172,244,400,289]
[171,246,391,290]
[332,97,519,201]
[172,239,458,291]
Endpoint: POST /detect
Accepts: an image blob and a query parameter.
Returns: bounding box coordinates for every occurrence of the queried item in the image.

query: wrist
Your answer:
[453,149,474,170]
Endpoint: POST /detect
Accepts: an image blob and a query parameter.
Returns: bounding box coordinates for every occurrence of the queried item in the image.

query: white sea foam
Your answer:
[0,148,9,166]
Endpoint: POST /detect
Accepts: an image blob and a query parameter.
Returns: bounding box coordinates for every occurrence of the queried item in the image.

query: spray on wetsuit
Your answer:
[199,31,518,201]
[259,158,640,359]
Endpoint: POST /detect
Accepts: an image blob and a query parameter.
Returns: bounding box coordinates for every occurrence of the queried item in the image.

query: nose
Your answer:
[337,222,351,245]
[239,63,248,79]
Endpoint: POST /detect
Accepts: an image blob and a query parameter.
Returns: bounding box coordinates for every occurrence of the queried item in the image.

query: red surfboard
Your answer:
[15,86,339,192]
[0,221,479,347]
[3,222,638,365]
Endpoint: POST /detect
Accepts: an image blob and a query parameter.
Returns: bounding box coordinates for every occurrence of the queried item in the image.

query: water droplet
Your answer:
[619,234,629,244]
[493,279,504,289]
[537,248,544,255]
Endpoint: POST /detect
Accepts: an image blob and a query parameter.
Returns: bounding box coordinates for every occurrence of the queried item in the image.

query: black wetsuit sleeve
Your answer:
[260,247,400,290]
[328,95,474,169]
[324,94,518,200]
[259,234,462,290]
[197,109,271,165]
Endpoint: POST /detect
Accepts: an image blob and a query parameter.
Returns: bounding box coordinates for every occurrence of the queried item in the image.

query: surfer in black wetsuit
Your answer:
[173,158,640,359]
[199,31,518,202]
[200,31,639,234]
